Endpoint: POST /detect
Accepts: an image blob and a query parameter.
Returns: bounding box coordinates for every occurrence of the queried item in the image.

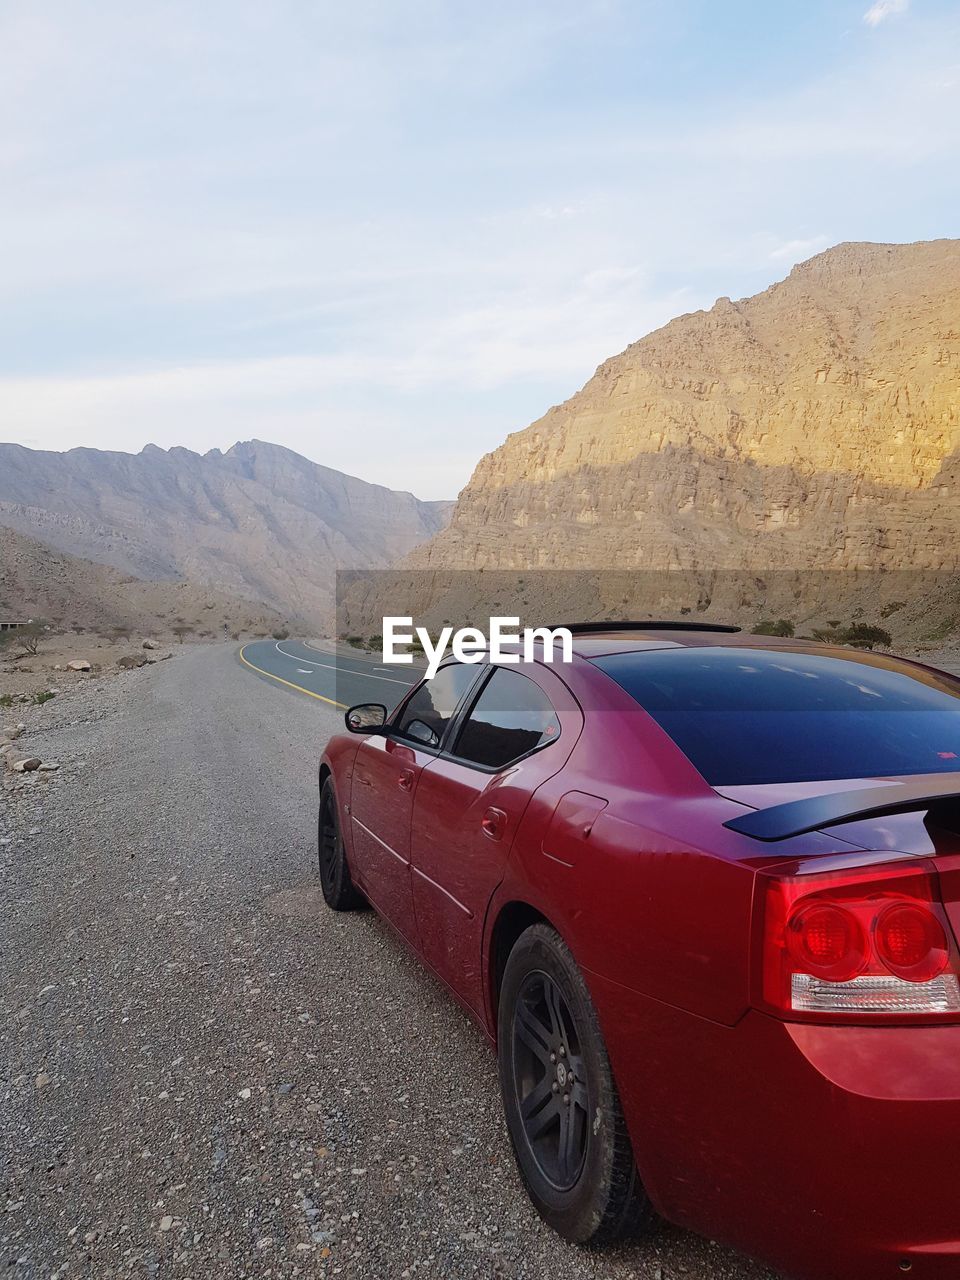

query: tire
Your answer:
[498,922,653,1245]
[317,776,363,911]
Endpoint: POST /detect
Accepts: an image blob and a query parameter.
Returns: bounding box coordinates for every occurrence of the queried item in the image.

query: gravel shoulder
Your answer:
[1,643,774,1280]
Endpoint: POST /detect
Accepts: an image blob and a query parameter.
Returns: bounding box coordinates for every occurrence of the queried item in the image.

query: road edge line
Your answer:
[237,644,348,709]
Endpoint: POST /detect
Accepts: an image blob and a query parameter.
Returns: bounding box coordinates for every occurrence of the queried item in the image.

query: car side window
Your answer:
[453,668,560,769]
[393,663,479,748]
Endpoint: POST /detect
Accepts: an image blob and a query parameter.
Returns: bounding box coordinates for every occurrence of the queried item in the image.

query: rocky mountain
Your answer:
[0,440,451,627]
[408,240,960,577]
[0,525,284,637]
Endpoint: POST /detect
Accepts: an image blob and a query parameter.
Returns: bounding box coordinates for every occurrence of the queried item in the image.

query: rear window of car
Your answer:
[592,646,960,786]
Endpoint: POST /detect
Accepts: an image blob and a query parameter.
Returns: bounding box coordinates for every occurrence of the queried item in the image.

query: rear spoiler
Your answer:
[724,774,960,842]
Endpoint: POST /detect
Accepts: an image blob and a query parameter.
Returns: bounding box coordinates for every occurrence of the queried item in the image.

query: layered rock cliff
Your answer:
[409,240,960,574]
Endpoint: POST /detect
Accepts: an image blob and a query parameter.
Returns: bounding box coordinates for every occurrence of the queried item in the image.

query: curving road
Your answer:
[238,638,419,713]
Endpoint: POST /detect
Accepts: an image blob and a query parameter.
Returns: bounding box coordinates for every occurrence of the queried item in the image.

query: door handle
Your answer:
[398,768,415,792]
[481,807,507,840]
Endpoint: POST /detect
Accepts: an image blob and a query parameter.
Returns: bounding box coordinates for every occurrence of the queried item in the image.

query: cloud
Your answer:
[0,0,957,499]
[863,0,909,27]
[768,235,831,262]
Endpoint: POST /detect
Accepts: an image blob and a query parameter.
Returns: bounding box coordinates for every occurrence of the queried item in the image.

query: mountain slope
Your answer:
[409,240,960,573]
[0,525,284,636]
[0,440,451,626]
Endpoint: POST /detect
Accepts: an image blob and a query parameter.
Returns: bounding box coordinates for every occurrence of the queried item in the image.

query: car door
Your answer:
[409,664,581,1017]
[349,662,481,946]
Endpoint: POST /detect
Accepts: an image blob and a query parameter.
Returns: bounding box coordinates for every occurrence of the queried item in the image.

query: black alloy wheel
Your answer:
[317,777,363,911]
[498,923,652,1244]
[513,969,589,1189]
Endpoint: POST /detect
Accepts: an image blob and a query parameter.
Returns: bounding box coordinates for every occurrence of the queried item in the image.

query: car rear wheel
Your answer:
[317,777,363,911]
[498,922,652,1244]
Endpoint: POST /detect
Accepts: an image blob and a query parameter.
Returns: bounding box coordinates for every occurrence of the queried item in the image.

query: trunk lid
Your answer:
[718,776,960,943]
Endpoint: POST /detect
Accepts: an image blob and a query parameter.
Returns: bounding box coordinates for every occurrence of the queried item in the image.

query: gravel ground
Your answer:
[1,644,775,1280]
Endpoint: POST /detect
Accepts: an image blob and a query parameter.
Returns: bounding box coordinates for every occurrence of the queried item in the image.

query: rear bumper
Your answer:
[589,970,960,1280]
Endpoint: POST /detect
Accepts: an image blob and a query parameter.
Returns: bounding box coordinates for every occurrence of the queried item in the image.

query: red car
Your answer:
[317,623,960,1280]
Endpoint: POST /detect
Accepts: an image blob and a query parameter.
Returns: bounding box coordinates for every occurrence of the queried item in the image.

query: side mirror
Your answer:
[345,703,388,734]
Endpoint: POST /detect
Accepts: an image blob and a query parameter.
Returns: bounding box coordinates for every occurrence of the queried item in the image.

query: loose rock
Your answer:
[118,654,148,669]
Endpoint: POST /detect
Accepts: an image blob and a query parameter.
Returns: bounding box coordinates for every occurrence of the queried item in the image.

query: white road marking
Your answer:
[273,642,415,685]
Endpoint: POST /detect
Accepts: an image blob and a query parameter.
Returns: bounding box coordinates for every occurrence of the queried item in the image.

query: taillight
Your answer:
[785,903,866,982]
[755,859,960,1022]
[874,902,948,982]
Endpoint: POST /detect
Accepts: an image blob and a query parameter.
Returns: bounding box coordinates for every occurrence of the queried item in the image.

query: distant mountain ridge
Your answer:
[0,439,451,626]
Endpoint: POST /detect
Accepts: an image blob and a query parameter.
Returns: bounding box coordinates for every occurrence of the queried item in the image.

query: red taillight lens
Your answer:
[756,858,960,1023]
[786,903,866,982]
[874,902,948,982]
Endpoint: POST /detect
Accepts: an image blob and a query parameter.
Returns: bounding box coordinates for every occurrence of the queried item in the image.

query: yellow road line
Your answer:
[238,644,348,709]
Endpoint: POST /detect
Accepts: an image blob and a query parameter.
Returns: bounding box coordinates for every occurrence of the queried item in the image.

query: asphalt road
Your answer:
[240,640,960,714]
[239,639,419,713]
[0,642,774,1280]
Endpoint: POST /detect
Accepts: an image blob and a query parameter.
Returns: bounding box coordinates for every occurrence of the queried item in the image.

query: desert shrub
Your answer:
[16,621,45,655]
[109,625,132,645]
[843,623,892,650]
[272,628,290,641]
[172,625,194,644]
[752,618,795,637]
[346,635,364,648]
[32,690,56,705]
[813,622,892,650]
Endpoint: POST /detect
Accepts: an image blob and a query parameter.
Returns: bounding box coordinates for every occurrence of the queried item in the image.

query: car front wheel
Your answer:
[498,922,652,1244]
[317,776,363,911]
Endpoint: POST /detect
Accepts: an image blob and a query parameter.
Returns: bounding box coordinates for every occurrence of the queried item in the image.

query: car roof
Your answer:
[560,623,810,659]
[452,624,818,664]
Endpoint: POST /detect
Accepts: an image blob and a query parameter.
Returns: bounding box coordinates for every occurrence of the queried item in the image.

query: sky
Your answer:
[0,0,958,499]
